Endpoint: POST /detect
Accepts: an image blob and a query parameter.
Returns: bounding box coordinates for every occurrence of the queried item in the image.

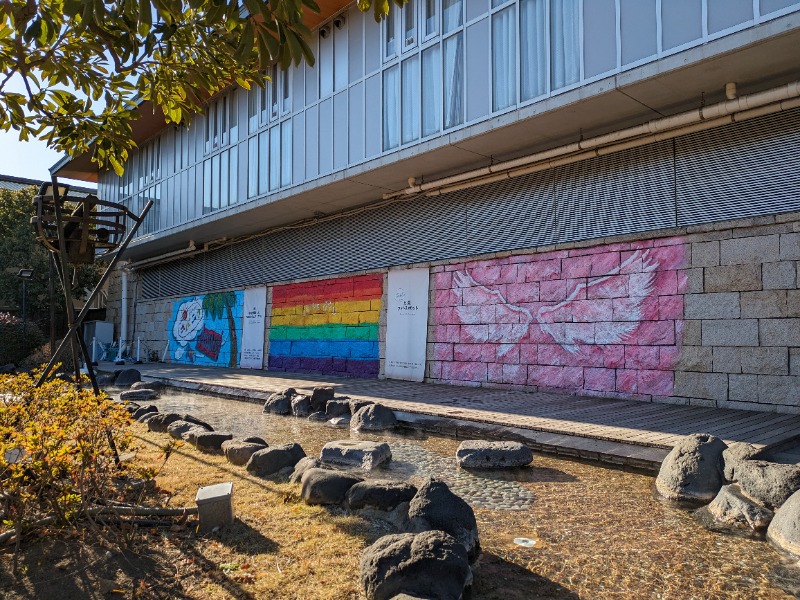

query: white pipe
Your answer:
[136,337,141,362]
[91,337,97,363]
[115,336,123,362]
[386,80,800,201]
[119,268,128,359]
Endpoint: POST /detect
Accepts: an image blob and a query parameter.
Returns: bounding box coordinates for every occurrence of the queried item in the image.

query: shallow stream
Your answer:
[148,389,800,599]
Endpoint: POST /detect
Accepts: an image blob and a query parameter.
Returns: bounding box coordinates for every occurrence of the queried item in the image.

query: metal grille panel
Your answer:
[141,109,800,299]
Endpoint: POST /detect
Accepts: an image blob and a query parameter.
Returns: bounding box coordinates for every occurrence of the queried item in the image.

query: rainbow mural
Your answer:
[268,274,383,377]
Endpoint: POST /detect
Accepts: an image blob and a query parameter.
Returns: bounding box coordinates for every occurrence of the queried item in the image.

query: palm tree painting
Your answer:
[201,291,239,368]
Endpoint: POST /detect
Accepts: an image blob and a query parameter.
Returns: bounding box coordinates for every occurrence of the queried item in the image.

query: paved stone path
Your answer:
[109,363,800,471]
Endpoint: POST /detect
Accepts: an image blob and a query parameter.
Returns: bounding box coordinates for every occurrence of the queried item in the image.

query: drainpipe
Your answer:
[384,80,800,200]
[119,267,128,357]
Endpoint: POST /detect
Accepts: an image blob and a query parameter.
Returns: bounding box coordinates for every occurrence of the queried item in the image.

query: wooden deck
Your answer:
[118,363,800,468]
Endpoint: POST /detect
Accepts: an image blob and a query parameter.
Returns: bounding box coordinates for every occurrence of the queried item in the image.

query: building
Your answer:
[52,0,800,412]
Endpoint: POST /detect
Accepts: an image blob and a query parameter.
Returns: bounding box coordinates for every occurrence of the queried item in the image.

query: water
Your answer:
[148,390,800,599]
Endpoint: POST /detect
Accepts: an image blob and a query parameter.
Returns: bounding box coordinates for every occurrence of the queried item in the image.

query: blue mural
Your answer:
[167,290,244,367]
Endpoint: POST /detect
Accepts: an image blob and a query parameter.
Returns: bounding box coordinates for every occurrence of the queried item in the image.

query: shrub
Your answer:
[0,313,46,366]
[0,372,132,543]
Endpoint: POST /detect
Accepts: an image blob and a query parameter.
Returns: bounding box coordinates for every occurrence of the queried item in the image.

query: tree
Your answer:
[201,291,238,368]
[0,0,401,175]
[0,185,100,326]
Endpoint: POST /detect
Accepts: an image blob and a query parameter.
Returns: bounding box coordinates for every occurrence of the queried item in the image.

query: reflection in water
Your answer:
[150,390,798,599]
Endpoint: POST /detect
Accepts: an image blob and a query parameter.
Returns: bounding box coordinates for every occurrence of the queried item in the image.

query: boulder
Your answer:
[289,457,324,484]
[350,399,374,414]
[263,388,295,415]
[655,433,727,503]
[301,468,363,505]
[132,405,158,420]
[407,478,480,562]
[321,440,392,470]
[734,460,800,509]
[455,440,532,469]
[347,480,417,511]
[310,387,335,412]
[181,414,214,431]
[181,426,210,445]
[147,413,182,433]
[246,443,306,477]
[291,394,313,417]
[123,402,140,414]
[351,404,398,432]
[768,488,800,556]
[326,416,351,428]
[325,399,351,419]
[222,440,268,466]
[702,484,773,532]
[167,420,210,440]
[722,442,760,481]
[243,436,268,445]
[114,368,141,387]
[131,380,166,393]
[138,412,160,425]
[359,530,472,600]
[119,389,158,402]
[308,411,328,422]
[193,431,233,451]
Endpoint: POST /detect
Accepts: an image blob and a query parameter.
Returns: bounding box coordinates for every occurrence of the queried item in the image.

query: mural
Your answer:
[431,239,689,398]
[168,290,244,367]
[268,274,382,377]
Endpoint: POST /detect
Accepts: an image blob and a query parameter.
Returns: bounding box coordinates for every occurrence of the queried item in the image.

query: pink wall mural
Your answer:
[430,238,689,399]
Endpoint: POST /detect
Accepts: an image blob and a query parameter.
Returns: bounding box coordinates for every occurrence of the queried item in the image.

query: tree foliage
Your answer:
[0,0,401,175]
[0,185,100,324]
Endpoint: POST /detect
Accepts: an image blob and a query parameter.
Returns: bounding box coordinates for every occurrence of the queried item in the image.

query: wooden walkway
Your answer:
[116,363,800,469]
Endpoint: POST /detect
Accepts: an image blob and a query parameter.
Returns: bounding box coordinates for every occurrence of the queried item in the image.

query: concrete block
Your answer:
[780,233,800,260]
[675,346,713,372]
[704,264,761,293]
[195,482,234,533]
[759,319,800,347]
[788,290,800,317]
[682,320,702,345]
[720,235,779,266]
[762,261,796,290]
[685,268,704,293]
[757,375,800,406]
[712,347,741,373]
[740,290,788,318]
[740,347,788,375]
[687,398,718,408]
[684,293,740,319]
[674,371,728,401]
[729,374,758,401]
[691,241,719,267]
[701,319,759,346]
[791,348,800,376]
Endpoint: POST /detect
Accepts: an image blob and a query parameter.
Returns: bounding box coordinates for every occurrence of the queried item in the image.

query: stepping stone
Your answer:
[120,389,158,402]
[351,404,397,432]
[320,440,391,470]
[455,440,533,469]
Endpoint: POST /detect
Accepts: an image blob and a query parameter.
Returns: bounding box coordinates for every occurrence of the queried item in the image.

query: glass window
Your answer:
[271,64,279,119]
[383,65,400,150]
[203,159,212,214]
[422,44,440,137]
[181,127,189,168]
[204,108,213,153]
[248,136,258,197]
[260,77,269,124]
[320,27,334,97]
[248,88,258,133]
[258,130,269,194]
[269,126,280,191]
[403,0,417,49]
[220,150,229,207]
[211,153,220,210]
[443,32,464,129]
[385,7,398,58]
[401,55,420,144]
[229,146,238,205]
[492,5,516,111]
[220,97,228,146]
[425,0,438,37]
[282,69,291,113]
[229,92,238,143]
[281,121,292,187]
[334,19,349,91]
[551,0,580,90]
[443,0,462,33]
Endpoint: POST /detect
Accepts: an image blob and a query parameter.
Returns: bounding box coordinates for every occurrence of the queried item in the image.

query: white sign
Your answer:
[240,287,267,369]
[385,268,430,381]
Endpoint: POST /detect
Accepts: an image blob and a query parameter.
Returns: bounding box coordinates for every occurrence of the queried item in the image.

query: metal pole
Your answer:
[21,279,27,339]
[35,199,153,387]
[48,254,55,357]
